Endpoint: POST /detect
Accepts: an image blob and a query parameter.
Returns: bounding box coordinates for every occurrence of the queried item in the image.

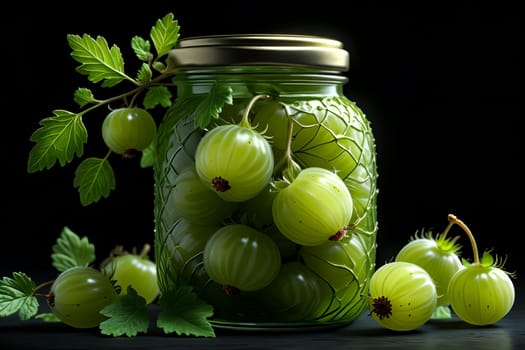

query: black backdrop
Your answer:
[2,2,522,276]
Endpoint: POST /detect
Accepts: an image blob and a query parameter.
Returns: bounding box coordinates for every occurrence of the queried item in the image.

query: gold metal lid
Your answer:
[168,34,349,72]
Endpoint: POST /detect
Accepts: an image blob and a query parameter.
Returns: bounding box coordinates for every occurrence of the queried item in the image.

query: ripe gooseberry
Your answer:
[194,94,274,202]
[395,219,464,307]
[101,107,157,157]
[368,261,437,331]
[47,266,118,328]
[272,166,354,246]
[446,214,515,326]
[100,244,159,304]
[203,224,281,295]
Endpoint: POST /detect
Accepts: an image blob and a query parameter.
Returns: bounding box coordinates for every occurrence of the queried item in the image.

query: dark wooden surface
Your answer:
[1,272,523,350]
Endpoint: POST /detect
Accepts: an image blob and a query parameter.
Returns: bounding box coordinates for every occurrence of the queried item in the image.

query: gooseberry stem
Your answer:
[139,243,151,258]
[32,279,55,297]
[272,102,301,181]
[239,94,271,128]
[79,73,175,118]
[448,213,480,265]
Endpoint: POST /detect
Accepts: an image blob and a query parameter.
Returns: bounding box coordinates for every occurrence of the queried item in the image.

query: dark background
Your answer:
[2,2,522,278]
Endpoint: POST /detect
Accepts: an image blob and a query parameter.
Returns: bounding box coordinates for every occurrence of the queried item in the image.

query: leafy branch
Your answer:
[26,13,181,206]
[26,12,234,207]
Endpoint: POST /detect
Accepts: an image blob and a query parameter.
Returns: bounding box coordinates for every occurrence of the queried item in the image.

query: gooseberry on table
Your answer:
[371,213,516,331]
[47,266,119,329]
[100,244,160,304]
[395,219,464,307]
[445,214,515,326]
[368,261,438,331]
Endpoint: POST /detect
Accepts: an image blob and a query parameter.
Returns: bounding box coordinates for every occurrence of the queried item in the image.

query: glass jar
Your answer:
[153,34,378,330]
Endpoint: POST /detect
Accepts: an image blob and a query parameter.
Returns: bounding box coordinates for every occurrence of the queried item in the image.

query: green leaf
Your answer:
[140,141,155,168]
[480,251,495,267]
[0,272,39,320]
[143,86,172,109]
[27,110,87,173]
[67,34,130,88]
[99,287,150,337]
[73,87,97,107]
[430,305,451,319]
[194,84,233,129]
[35,312,61,322]
[152,61,167,73]
[157,286,215,337]
[73,157,116,206]
[51,226,96,272]
[150,13,180,58]
[131,35,153,62]
[136,63,153,83]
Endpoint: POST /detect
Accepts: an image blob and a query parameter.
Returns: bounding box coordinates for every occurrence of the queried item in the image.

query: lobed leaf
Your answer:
[67,34,129,88]
[150,13,180,58]
[152,61,166,73]
[99,287,150,337]
[157,286,215,337]
[73,157,116,206]
[73,87,97,107]
[194,84,233,129]
[131,35,153,62]
[143,86,172,109]
[27,110,87,172]
[51,226,96,272]
[0,272,39,320]
[136,63,153,83]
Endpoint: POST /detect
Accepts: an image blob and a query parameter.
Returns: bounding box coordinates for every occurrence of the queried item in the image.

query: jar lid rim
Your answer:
[176,34,345,48]
[168,34,350,72]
